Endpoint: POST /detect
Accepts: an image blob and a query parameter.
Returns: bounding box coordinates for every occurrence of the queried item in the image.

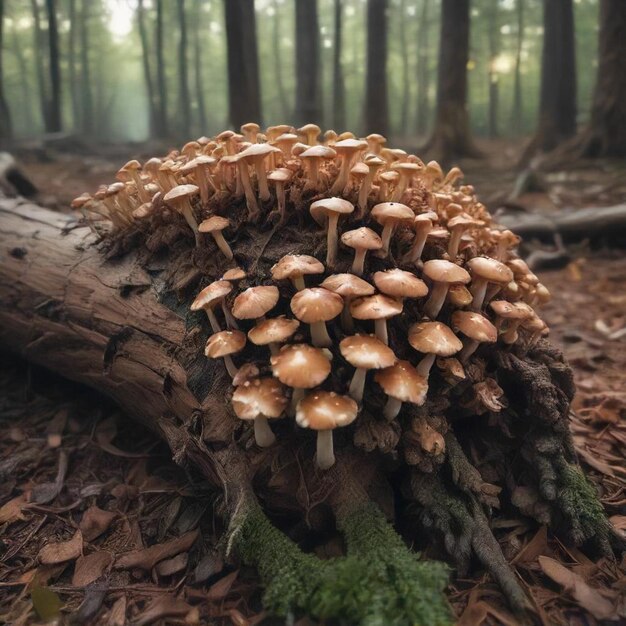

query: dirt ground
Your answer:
[1,142,624,625]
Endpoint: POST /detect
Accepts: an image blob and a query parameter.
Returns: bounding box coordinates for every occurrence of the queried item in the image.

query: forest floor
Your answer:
[0,140,625,625]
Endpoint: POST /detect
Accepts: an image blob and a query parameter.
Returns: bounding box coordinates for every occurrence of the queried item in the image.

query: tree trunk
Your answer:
[398,0,410,135]
[68,0,80,131]
[424,0,479,162]
[294,0,322,127]
[223,0,262,128]
[511,0,524,134]
[575,0,626,157]
[415,0,430,136]
[9,17,36,132]
[177,0,191,138]
[364,0,389,136]
[155,0,169,137]
[487,0,499,138]
[31,0,49,131]
[271,0,289,121]
[137,0,157,136]
[45,0,63,132]
[331,0,345,131]
[533,0,577,152]
[0,0,13,140]
[79,0,93,136]
[192,0,208,134]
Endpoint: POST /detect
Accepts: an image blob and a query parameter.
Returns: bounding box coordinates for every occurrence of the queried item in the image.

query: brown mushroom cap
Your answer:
[422,259,471,285]
[204,330,246,358]
[163,183,199,205]
[270,344,331,388]
[339,334,396,370]
[374,360,427,404]
[350,294,403,320]
[232,377,288,420]
[290,288,344,323]
[309,197,355,226]
[467,256,514,284]
[489,300,531,319]
[222,267,247,281]
[320,274,375,299]
[248,316,300,346]
[370,202,414,226]
[191,280,232,311]
[408,321,462,356]
[373,269,428,299]
[271,254,324,283]
[198,216,229,233]
[295,391,358,430]
[299,145,337,160]
[232,286,280,319]
[341,227,383,251]
[268,168,294,183]
[451,311,498,342]
[448,284,473,307]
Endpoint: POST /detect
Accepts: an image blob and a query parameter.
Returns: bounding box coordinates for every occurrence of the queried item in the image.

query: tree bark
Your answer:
[155,0,169,137]
[137,0,157,136]
[398,0,410,134]
[511,0,524,134]
[68,0,80,130]
[487,0,500,138]
[177,0,191,138]
[0,0,13,140]
[415,0,429,136]
[364,0,389,136]
[31,0,49,132]
[331,0,345,131]
[223,0,262,128]
[45,0,63,132]
[294,0,322,127]
[192,0,208,134]
[79,0,94,136]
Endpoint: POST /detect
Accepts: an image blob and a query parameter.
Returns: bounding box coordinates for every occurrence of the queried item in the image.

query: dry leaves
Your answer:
[72,551,113,587]
[132,594,193,626]
[114,529,198,571]
[38,529,83,565]
[0,493,29,524]
[79,505,118,542]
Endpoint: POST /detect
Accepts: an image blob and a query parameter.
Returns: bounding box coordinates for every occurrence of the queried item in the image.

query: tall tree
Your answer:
[31,0,49,130]
[415,0,430,136]
[223,0,262,128]
[364,0,389,136]
[398,0,410,134]
[155,0,169,136]
[294,0,322,126]
[0,0,13,139]
[424,0,478,161]
[575,0,626,157]
[511,0,524,134]
[9,15,36,131]
[272,0,289,120]
[137,0,157,136]
[192,0,207,133]
[486,0,500,138]
[533,0,577,151]
[45,0,62,132]
[79,0,93,135]
[331,0,345,130]
[177,0,191,137]
[68,0,80,129]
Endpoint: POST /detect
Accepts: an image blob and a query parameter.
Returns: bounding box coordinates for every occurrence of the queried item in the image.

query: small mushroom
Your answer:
[268,168,294,223]
[310,197,355,267]
[408,321,463,377]
[370,202,414,258]
[295,391,358,470]
[422,259,471,319]
[391,161,421,201]
[191,280,233,332]
[232,286,280,322]
[271,254,324,291]
[271,133,300,160]
[240,122,261,143]
[232,377,288,447]
[198,216,234,260]
[117,159,150,202]
[466,256,514,311]
[339,334,396,402]
[378,170,399,201]
[447,283,473,307]
[421,160,443,191]
[163,184,201,245]
[373,269,428,301]
[235,143,281,215]
[320,274,375,332]
[298,123,322,146]
[492,229,520,261]
[248,316,300,355]
[222,267,247,282]
[290,287,344,348]
[340,227,383,276]
[451,310,497,362]
[299,145,337,191]
[357,155,385,216]
[366,133,387,154]
[489,300,533,344]
[374,360,427,420]
[330,138,368,194]
[447,213,482,259]
[350,294,403,345]
[205,329,246,378]
[405,211,437,265]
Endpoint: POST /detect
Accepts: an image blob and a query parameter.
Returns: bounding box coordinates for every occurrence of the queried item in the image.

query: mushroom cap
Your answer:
[339,334,397,370]
[320,274,375,298]
[271,254,325,282]
[408,321,462,356]
[379,171,400,183]
[373,269,428,299]
[132,203,153,219]
[374,360,428,405]
[489,300,532,319]
[364,154,385,168]
[222,267,247,281]
[191,280,233,311]
[333,138,368,154]
[163,184,199,205]
[413,211,438,227]
[451,311,498,342]
[270,344,331,388]
[121,159,141,172]
[295,391,358,431]
[350,162,369,177]
[232,363,260,386]
[232,377,288,420]
[290,287,344,323]
[248,316,300,346]
[392,161,421,175]
[448,212,482,229]
[448,284,473,307]
[371,202,414,225]
[298,122,321,137]
[241,121,260,134]
[205,330,247,358]
[467,256,514,284]
[299,145,337,160]
[350,294,403,320]
[232,286,280,319]
[268,167,294,182]
[340,227,383,251]
[198,216,229,233]
[422,259,471,284]
[427,227,451,241]
[237,142,281,160]
[310,197,355,225]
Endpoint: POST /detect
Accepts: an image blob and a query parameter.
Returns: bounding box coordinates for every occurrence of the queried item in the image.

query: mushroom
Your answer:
[339,334,396,402]
[443,166,463,188]
[378,171,399,201]
[466,256,514,311]
[421,160,443,191]
[357,155,385,216]
[422,259,471,319]
[290,287,344,348]
[180,155,216,204]
[222,267,247,282]
[447,283,473,307]
[240,122,260,143]
[181,140,201,160]
[489,300,533,344]
[299,145,337,191]
[232,377,288,447]
[295,391,358,470]
[232,286,280,323]
[374,360,427,420]
[298,123,321,145]
[391,162,420,201]
[271,133,300,160]
[350,162,369,196]
[350,294,403,345]
[451,310,497,362]
[190,280,233,332]
[408,321,463,377]
[268,168,294,223]
[163,184,201,245]
[198,216,234,260]
[117,160,150,202]
[309,197,355,267]
[320,274,375,332]
[270,343,331,415]
[405,211,437,265]
[366,133,387,154]
[447,213,482,259]
[492,229,520,261]
[373,269,428,301]
[340,227,383,276]
[266,124,294,142]
[271,254,324,291]
[205,329,246,378]
[248,316,300,355]
[232,362,260,387]
[330,138,368,194]
[370,202,414,258]
[235,144,281,216]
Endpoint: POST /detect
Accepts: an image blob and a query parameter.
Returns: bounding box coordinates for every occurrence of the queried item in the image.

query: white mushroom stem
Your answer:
[325,213,340,267]
[331,153,356,194]
[254,160,271,201]
[316,429,336,470]
[290,387,305,416]
[374,319,390,345]
[305,158,321,190]
[130,172,150,203]
[391,174,409,202]
[204,308,221,333]
[448,227,465,259]
[502,321,523,344]
[253,416,276,448]
[195,167,212,204]
[352,249,369,276]
[469,278,489,311]
[379,223,397,258]
[180,202,201,246]
[416,353,437,378]
[310,321,333,348]
[274,183,287,223]
[357,172,375,216]
[340,300,354,333]
[485,283,502,302]
[292,276,306,291]
[459,339,480,363]
[223,355,238,378]
[221,302,239,329]
[348,368,367,402]
[237,161,260,218]
[423,282,450,319]
[210,231,234,260]
[407,228,431,264]
[383,396,402,420]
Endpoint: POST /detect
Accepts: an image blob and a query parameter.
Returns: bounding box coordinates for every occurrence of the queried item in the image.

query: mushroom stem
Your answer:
[459,339,480,363]
[423,283,449,319]
[292,276,306,291]
[448,228,464,259]
[316,429,335,470]
[416,353,436,378]
[380,224,395,258]
[383,397,402,420]
[348,368,367,402]
[325,213,340,267]
[223,354,238,378]
[237,161,260,219]
[351,249,367,276]
[221,302,239,329]
[212,231,234,261]
[340,301,354,333]
[205,309,221,333]
[305,157,320,190]
[469,278,488,311]
[374,319,389,345]
[275,183,287,223]
[502,321,523,344]
[268,342,280,356]
[310,321,333,348]
[181,203,200,245]
[290,387,305,416]
[357,174,374,216]
[253,416,276,448]
[407,229,430,265]
[254,161,271,201]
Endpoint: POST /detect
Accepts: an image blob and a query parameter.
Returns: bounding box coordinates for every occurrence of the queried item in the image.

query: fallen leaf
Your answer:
[538,555,617,621]
[0,493,29,524]
[107,595,127,626]
[132,594,192,626]
[609,515,626,538]
[72,551,113,586]
[513,525,548,564]
[155,552,188,577]
[38,529,83,565]
[30,450,69,504]
[114,529,198,571]
[80,505,117,542]
[31,586,62,622]
[194,550,225,584]
[207,570,238,601]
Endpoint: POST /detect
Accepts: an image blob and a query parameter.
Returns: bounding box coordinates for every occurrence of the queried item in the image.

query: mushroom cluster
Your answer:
[75,123,551,470]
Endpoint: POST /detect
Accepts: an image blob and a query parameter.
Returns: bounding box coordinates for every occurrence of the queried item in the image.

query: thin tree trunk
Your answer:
[45,0,62,132]
[192,0,207,134]
[9,18,36,132]
[487,0,499,138]
[398,0,410,134]
[155,0,169,137]
[223,0,262,128]
[511,0,524,134]
[364,0,389,136]
[79,0,93,135]
[294,0,322,127]
[331,0,345,131]
[68,0,80,130]
[137,0,157,136]
[31,0,49,131]
[177,0,191,138]
[0,0,13,140]
[415,0,429,136]
[272,0,289,120]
